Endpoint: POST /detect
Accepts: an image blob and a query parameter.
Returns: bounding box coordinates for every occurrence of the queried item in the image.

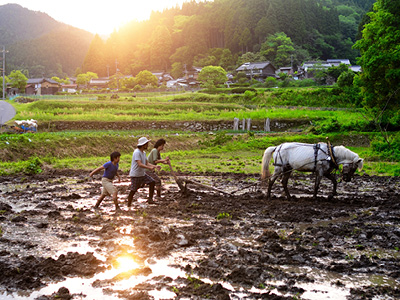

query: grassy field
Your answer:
[1,90,399,176]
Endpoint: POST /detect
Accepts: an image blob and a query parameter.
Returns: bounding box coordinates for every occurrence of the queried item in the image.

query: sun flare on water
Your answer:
[115,255,140,273]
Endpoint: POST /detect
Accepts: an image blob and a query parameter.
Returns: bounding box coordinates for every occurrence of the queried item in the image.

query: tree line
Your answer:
[81,0,374,78]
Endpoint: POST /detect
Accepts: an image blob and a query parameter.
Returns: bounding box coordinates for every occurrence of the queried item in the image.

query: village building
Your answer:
[88,77,110,89]
[25,78,60,95]
[300,59,361,79]
[236,61,277,81]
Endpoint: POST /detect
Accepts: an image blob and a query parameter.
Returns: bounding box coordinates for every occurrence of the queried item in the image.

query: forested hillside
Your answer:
[0,4,93,77]
[1,0,374,78]
[82,0,375,77]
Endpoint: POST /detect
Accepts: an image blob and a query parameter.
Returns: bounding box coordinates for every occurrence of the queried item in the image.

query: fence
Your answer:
[233,117,271,132]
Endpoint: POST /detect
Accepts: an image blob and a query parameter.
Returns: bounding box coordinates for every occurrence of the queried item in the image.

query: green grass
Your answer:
[8,96,365,125]
[2,91,399,177]
[1,130,398,176]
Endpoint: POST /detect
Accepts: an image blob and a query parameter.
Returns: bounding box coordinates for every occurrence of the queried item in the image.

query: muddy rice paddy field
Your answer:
[0,171,399,300]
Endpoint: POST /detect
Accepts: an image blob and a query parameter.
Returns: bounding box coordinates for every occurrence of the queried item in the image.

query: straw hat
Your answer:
[137,137,151,146]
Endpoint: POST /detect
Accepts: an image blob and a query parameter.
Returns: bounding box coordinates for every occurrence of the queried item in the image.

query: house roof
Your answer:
[27,78,59,85]
[90,78,110,84]
[350,65,362,72]
[327,59,351,65]
[236,61,274,71]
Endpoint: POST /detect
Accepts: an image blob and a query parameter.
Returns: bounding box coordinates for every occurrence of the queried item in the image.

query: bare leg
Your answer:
[94,195,106,208]
[127,191,136,207]
[148,182,155,203]
[156,185,161,197]
[112,191,120,210]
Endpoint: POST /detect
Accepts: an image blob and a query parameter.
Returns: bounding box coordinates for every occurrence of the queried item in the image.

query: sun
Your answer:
[5,0,193,35]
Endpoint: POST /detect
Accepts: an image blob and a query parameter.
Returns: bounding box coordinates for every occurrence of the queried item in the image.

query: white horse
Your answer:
[261,142,363,200]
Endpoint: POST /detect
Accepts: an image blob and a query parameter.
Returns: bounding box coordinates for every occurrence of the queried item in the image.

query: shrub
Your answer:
[25,157,43,174]
[231,87,256,94]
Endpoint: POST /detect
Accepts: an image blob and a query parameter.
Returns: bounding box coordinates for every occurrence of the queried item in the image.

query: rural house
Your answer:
[25,78,60,95]
[300,59,360,79]
[88,77,110,89]
[236,61,277,80]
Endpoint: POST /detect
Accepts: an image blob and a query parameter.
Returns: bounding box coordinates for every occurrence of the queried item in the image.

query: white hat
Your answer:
[137,137,151,146]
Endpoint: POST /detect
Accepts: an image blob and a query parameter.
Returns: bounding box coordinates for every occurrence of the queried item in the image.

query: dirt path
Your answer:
[0,172,399,299]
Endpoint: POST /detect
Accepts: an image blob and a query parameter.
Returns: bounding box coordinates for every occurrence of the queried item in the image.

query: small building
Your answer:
[61,84,78,93]
[278,67,295,75]
[25,78,60,95]
[326,59,351,66]
[88,77,110,89]
[236,61,277,80]
[300,59,358,79]
[152,72,174,85]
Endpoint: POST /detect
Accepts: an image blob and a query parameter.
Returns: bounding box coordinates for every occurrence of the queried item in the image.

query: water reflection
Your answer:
[114,254,140,272]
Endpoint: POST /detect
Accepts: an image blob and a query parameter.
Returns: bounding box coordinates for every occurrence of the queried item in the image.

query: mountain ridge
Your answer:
[0,3,93,77]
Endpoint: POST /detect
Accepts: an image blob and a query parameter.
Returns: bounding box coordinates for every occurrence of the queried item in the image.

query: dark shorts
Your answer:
[145,170,161,187]
[129,174,155,192]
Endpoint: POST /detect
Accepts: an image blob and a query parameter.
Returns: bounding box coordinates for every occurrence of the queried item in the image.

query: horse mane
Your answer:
[334,145,363,169]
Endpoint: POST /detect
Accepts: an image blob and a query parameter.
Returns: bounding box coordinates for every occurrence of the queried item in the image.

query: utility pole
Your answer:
[115,59,119,90]
[1,45,8,100]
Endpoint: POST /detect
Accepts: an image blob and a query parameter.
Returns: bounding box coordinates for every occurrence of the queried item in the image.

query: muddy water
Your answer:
[0,173,399,299]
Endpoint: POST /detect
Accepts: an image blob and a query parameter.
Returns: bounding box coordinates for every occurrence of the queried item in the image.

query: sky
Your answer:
[0,0,193,35]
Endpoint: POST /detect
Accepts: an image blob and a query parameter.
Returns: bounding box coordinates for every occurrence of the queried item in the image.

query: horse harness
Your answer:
[273,143,338,171]
[314,142,339,171]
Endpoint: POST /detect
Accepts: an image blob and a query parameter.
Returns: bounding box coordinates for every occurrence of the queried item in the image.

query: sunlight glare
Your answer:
[6,0,192,35]
[115,255,140,273]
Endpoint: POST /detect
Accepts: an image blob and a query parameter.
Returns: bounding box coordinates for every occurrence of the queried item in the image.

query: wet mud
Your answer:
[0,172,399,299]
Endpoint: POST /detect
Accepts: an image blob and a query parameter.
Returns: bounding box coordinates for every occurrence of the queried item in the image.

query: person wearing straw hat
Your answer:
[127,137,161,206]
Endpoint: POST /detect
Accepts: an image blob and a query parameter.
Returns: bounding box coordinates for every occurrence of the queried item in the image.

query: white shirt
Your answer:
[129,148,147,177]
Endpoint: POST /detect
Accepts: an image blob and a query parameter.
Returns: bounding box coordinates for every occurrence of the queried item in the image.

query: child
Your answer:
[90,151,121,211]
[146,138,170,199]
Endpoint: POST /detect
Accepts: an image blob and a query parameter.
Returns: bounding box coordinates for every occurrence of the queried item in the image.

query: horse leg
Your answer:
[281,171,292,201]
[267,173,279,200]
[325,173,337,198]
[313,170,323,200]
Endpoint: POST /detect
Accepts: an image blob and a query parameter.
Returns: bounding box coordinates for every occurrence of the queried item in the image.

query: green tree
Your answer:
[170,46,193,68]
[326,63,350,83]
[8,70,28,92]
[82,34,106,76]
[260,32,295,67]
[150,25,172,71]
[171,62,184,79]
[219,49,235,70]
[337,70,355,88]
[198,65,227,89]
[353,0,400,126]
[265,77,277,88]
[51,76,70,84]
[76,72,98,87]
[237,52,263,65]
[135,70,158,87]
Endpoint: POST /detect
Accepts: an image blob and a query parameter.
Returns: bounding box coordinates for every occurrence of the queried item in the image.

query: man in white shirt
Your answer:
[127,137,161,206]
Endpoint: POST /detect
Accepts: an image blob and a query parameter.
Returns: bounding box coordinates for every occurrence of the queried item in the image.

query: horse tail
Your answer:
[357,158,364,171]
[261,146,276,180]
